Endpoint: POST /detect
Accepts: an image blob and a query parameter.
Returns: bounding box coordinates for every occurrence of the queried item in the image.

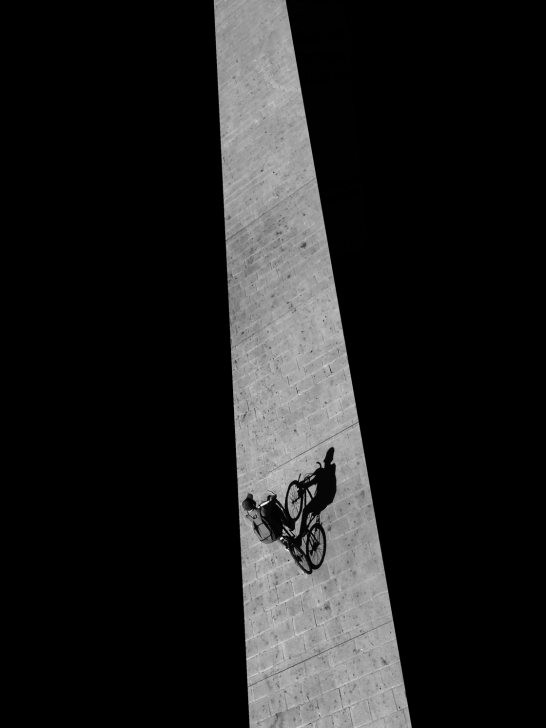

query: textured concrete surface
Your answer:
[215,2,411,726]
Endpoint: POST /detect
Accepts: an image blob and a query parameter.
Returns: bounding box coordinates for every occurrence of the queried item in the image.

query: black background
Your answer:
[286,3,469,724]
[20,1,523,724]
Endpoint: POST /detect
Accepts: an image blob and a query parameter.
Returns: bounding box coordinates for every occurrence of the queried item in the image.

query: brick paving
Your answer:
[215,2,411,726]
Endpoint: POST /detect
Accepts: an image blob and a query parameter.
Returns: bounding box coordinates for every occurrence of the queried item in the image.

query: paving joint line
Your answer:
[237,421,359,492]
[224,176,316,245]
[247,620,394,688]
[251,422,359,485]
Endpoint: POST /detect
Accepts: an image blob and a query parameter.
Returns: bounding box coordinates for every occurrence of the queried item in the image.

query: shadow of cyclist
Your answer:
[294,446,337,546]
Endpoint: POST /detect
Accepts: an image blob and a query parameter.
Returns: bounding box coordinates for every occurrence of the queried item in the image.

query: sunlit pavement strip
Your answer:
[214,1,412,726]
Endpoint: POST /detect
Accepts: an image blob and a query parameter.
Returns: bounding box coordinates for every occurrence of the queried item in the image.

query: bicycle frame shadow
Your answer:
[284,446,337,571]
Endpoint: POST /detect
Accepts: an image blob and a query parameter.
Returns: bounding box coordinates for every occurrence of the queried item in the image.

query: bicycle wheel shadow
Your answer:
[296,446,337,568]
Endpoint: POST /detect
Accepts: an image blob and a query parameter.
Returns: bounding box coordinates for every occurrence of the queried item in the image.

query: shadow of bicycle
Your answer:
[285,446,337,571]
